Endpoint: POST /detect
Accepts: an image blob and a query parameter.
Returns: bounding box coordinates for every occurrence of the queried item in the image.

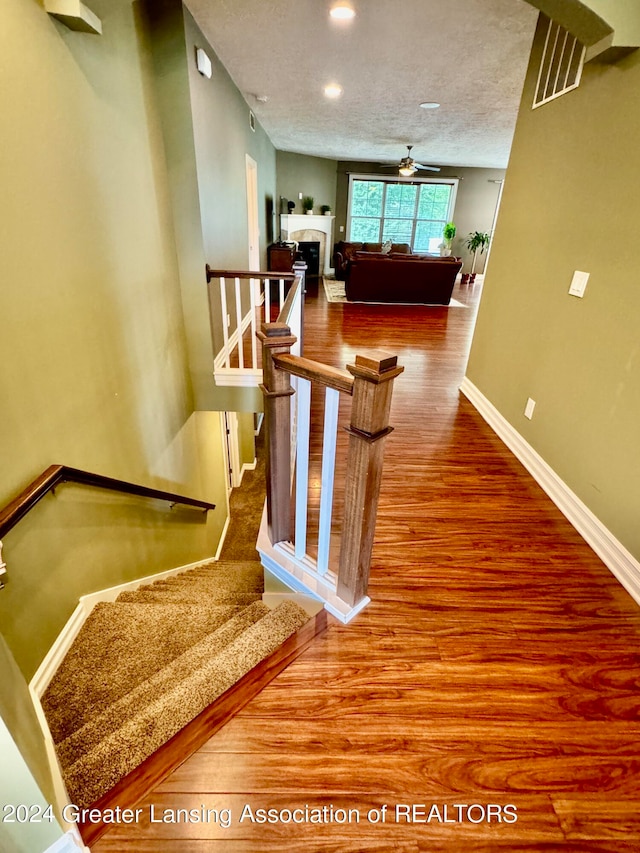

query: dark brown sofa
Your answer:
[333,241,411,280]
[345,254,462,305]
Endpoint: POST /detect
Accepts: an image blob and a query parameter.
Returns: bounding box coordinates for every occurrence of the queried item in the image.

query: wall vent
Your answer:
[533,16,585,109]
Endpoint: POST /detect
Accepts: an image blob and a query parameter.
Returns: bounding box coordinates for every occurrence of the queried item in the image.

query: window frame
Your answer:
[346,173,459,252]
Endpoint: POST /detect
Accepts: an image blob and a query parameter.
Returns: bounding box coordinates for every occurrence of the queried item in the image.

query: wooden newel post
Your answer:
[337,352,404,607]
[257,322,297,544]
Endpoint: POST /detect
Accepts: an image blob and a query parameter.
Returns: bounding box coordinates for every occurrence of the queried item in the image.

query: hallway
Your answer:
[94,278,640,851]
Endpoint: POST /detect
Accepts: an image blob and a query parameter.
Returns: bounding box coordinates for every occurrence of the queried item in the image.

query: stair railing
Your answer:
[206,265,303,386]
[0,465,216,585]
[257,322,403,622]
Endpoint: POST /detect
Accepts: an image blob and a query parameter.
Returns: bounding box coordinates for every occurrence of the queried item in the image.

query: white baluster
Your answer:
[234,277,243,369]
[219,277,230,368]
[294,378,311,560]
[250,278,258,370]
[317,387,340,575]
[279,277,285,312]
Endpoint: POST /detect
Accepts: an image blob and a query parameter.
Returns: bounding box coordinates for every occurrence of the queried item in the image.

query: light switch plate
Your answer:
[569,270,589,297]
[524,397,536,419]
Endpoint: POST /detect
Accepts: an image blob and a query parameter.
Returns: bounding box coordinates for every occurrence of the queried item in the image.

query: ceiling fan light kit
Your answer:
[329,3,356,20]
[387,145,440,176]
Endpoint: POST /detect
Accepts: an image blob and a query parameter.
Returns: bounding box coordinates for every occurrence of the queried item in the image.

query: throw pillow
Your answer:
[381,240,393,254]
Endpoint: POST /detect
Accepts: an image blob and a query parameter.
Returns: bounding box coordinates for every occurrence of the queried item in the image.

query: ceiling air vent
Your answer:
[533,16,585,109]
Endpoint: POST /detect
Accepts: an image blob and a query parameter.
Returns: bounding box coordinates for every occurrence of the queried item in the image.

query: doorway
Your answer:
[245,155,259,270]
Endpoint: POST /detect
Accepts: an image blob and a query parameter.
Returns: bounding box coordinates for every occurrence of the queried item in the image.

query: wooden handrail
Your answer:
[277,276,303,325]
[273,353,354,396]
[0,465,216,540]
[205,265,296,282]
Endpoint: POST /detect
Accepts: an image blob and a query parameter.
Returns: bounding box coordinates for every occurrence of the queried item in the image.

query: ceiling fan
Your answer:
[381,145,440,176]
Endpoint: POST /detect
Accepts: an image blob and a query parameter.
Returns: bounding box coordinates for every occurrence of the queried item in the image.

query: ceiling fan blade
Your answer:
[414,163,441,172]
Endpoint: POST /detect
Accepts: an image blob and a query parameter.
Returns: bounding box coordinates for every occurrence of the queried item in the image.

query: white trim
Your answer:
[44,830,89,852]
[226,411,242,489]
[346,173,459,251]
[214,514,231,561]
[214,367,263,388]
[257,508,370,623]
[460,377,640,605]
[213,306,255,372]
[237,457,257,487]
[246,154,260,271]
[533,16,585,109]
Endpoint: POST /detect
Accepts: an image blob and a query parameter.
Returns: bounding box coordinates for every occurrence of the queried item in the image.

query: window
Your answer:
[347,175,458,252]
[533,15,585,108]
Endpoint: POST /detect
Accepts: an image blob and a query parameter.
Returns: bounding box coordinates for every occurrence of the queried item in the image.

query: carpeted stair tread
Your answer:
[115,588,262,605]
[62,599,310,806]
[182,559,265,584]
[42,602,242,743]
[55,600,273,767]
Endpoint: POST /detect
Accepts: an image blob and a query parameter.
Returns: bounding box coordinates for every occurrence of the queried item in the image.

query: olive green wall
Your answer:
[276,151,338,221]
[186,9,277,270]
[466,17,640,561]
[145,0,272,413]
[0,0,230,802]
[335,162,505,272]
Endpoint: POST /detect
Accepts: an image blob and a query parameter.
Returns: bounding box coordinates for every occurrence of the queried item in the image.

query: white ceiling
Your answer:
[185,0,538,169]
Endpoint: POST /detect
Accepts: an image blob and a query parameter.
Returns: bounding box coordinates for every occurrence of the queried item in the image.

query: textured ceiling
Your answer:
[185,0,538,168]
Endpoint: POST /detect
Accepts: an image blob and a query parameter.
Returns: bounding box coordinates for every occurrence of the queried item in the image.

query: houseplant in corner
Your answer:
[464,230,490,283]
[441,222,456,256]
[302,196,314,214]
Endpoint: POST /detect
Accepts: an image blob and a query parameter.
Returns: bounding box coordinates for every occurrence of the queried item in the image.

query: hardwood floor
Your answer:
[93,278,640,851]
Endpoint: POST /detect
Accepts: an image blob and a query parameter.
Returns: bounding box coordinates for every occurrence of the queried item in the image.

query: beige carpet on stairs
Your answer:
[41,557,309,807]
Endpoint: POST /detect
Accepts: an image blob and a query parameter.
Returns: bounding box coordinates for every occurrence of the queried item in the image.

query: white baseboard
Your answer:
[460,377,640,605]
[214,514,230,561]
[44,830,89,852]
[238,457,257,486]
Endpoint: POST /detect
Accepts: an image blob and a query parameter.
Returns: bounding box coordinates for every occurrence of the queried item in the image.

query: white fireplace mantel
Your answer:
[280,214,335,275]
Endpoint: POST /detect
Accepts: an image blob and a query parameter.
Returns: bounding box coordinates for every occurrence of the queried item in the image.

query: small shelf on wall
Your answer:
[45,0,102,34]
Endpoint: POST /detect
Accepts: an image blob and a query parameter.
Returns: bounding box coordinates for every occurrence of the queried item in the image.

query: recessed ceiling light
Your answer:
[324,84,343,99]
[330,4,356,20]
[420,102,440,109]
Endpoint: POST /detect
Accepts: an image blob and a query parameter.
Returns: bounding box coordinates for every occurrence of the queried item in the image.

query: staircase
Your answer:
[41,559,309,808]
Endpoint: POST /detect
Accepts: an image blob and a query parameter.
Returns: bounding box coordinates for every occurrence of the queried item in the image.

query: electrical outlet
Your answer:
[339,225,344,233]
[298,192,303,200]
[569,270,589,298]
[524,397,536,419]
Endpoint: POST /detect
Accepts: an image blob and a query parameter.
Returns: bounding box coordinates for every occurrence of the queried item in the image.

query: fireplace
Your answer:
[297,241,320,276]
[280,214,335,276]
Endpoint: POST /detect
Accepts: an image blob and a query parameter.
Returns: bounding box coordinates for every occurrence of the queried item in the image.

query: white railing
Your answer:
[206,266,303,386]
[257,326,403,623]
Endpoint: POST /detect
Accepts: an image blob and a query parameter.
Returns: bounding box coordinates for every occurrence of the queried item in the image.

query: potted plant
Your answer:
[302,196,314,214]
[441,222,456,256]
[320,204,332,216]
[463,231,490,283]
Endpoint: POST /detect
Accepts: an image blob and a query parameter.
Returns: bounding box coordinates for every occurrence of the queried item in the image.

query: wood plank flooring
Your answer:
[93,277,640,851]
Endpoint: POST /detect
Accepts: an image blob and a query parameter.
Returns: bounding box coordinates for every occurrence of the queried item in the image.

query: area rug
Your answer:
[323,277,466,307]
